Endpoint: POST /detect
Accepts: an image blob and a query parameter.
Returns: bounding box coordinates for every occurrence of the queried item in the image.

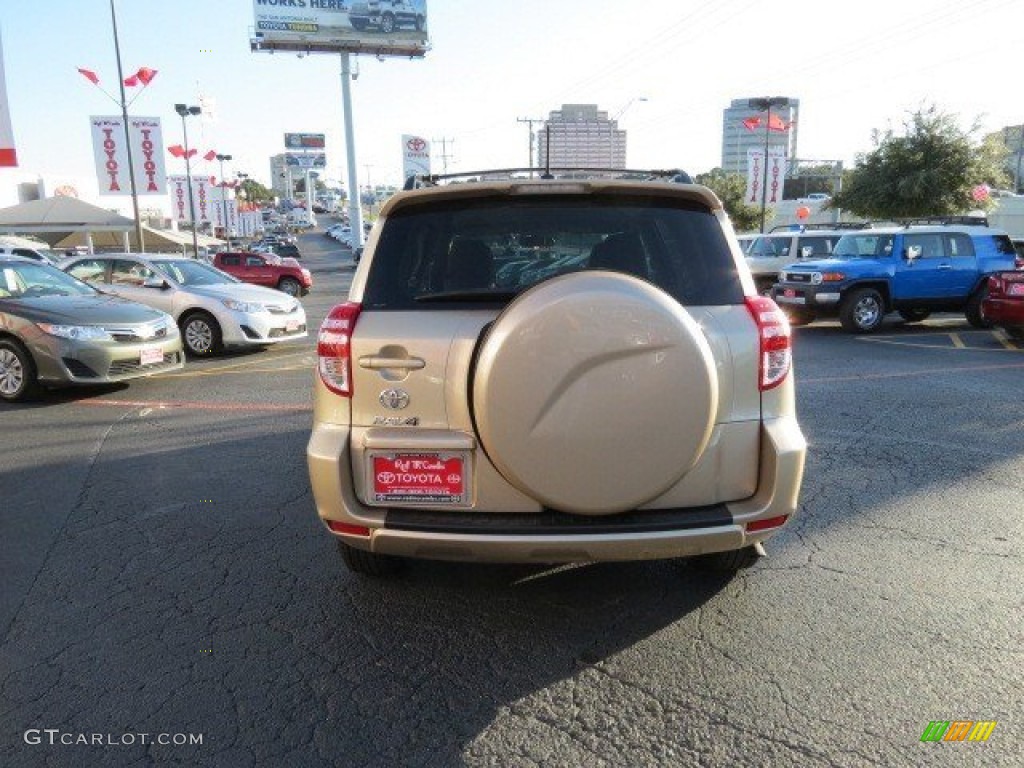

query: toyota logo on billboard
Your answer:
[406,137,426,153]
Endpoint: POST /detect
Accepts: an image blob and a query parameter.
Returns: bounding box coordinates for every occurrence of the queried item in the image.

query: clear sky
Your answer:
[0,0,1021,214]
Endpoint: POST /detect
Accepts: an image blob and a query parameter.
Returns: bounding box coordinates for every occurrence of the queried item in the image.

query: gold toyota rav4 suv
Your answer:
[307,171,806,575]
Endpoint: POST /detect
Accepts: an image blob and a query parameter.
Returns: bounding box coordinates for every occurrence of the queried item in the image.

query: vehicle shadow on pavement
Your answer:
[296,556,736,765]
[0,418,731,768]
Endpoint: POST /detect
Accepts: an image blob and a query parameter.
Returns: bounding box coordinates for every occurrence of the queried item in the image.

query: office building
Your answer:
[538,104,626,170]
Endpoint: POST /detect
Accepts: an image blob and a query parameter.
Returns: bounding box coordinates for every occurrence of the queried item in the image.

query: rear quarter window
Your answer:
[362,195,743,310]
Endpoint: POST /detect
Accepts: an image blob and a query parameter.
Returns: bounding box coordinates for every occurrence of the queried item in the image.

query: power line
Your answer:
[432,136,455,175]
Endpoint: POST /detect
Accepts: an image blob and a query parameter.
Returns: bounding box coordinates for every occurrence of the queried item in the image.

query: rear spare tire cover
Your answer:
[473,271,718,515]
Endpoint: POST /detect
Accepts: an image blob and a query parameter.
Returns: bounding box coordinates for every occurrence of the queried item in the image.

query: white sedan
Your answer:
[63,254,307,357]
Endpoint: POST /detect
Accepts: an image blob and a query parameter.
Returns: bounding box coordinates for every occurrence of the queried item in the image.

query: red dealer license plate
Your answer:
[783,288,797,298]
[371,453,466,505]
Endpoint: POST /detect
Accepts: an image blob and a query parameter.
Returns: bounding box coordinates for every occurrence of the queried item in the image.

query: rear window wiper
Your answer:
[414,289,519,303]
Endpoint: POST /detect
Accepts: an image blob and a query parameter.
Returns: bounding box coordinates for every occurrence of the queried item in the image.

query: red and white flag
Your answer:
[0,29,18,167]
[77,67,100,85]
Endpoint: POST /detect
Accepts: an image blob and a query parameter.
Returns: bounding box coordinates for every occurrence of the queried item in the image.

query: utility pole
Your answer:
[432,136,454,175]
[517,117,545,175]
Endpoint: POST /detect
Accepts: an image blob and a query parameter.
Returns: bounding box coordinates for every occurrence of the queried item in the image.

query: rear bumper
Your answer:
[307,416,806,564]
[981,297,1024,327]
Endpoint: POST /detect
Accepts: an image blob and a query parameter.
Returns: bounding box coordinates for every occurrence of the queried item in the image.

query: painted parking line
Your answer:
[160,350,314,379]
[858,330,1020,353]
[74,398,308,413]
[801,360,1024,385]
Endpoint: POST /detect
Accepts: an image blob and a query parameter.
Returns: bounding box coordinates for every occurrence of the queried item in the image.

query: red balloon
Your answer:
[796,206,811,220]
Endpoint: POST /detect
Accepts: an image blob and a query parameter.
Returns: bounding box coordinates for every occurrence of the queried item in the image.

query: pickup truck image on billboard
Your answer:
[349,0,426,34]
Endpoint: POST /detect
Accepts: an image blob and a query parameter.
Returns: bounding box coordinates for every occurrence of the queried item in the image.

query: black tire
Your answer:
[784,308,816,327]
[380,13,396,33]
[754,277,775,296]
[839,287,886,333]
[337,540,401,576]
[0,338,42,403]
[898,308,931,323]
[180,311,223,357]
[277,277,301,297]
[691,545,761,572]
[351,19,367,30]
[965,286,992,329]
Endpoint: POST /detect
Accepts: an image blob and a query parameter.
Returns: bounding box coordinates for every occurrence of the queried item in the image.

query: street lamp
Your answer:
[174,103,201,257]
[215,152,232,249]
[747,97,790,233]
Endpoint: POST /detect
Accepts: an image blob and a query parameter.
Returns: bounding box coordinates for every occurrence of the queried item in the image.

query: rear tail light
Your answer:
[317,302,361,396]
[745,295,792,391]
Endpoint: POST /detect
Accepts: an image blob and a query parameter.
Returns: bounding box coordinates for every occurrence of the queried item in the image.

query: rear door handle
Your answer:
[938,264,953,270]
[358,356,425,370]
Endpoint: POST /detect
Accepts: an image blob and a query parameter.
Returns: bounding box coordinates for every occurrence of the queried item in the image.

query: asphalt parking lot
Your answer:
[2,231,1021,767]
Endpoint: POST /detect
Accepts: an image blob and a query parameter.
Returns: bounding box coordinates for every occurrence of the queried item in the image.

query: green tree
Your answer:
[832,106,1011,219]
[695,168,762,232]
[240,178,274,204]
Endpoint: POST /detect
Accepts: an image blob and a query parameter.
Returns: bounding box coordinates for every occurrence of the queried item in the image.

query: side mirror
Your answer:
[905,245,922,261]
[143,277,169,290]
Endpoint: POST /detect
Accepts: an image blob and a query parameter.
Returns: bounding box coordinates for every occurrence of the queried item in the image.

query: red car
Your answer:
[213,251,312,297]
[982,271,1024,340]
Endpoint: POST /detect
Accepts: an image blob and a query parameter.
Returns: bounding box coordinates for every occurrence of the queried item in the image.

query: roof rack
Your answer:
[768,221,874,233]
[899,215,989,227]
[402,167,694,190]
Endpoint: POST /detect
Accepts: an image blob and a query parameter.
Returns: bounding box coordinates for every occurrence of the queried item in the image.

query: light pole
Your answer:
[215,152,232,249]
[109,0,145,251]
[175,103,201,257]
[748,97,790,233]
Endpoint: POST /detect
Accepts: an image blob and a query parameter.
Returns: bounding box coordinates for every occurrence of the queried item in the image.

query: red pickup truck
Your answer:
[212,251,312,297]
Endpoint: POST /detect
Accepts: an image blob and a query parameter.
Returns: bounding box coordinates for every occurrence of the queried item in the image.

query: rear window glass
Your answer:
[362,195,743,309]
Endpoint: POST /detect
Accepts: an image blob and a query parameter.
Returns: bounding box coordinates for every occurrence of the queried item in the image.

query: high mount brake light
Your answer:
[317,302,362,396]
[745,296,792,391]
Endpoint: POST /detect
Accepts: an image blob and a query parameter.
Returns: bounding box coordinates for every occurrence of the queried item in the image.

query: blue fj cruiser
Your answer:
[771,219,1018,332]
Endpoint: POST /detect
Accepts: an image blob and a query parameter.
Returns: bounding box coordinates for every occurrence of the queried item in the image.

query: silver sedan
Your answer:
[63,254,308,357]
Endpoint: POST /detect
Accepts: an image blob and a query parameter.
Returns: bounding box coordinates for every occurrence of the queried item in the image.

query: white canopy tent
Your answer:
[0,196,221,255]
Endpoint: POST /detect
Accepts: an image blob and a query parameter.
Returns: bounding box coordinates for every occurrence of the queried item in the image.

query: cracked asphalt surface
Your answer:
[2,231,1022,767]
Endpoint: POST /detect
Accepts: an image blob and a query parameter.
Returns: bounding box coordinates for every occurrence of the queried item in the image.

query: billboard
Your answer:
[285,152,326,169]
[402,135,430,181]
[90,116,168,196]
[251,0,429,57]
[285,132,325,149]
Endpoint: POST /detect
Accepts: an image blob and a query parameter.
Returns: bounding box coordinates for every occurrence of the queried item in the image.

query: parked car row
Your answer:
[0,253,308,402]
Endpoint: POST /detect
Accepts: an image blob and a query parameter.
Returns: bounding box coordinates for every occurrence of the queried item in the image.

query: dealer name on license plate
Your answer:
[140,346,163,366]
[370,453,467,505]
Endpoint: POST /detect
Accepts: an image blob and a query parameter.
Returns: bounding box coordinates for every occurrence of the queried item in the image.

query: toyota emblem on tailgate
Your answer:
[379,389,410,410]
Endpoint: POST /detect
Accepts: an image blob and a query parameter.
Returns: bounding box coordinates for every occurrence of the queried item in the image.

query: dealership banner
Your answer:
[0,27,17,166]
[402,135,430,182]
[211,187,239,234]
[745,148,788,206]
[251,0,429,57]
[168,174,214,224]
[90,115,167,195]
